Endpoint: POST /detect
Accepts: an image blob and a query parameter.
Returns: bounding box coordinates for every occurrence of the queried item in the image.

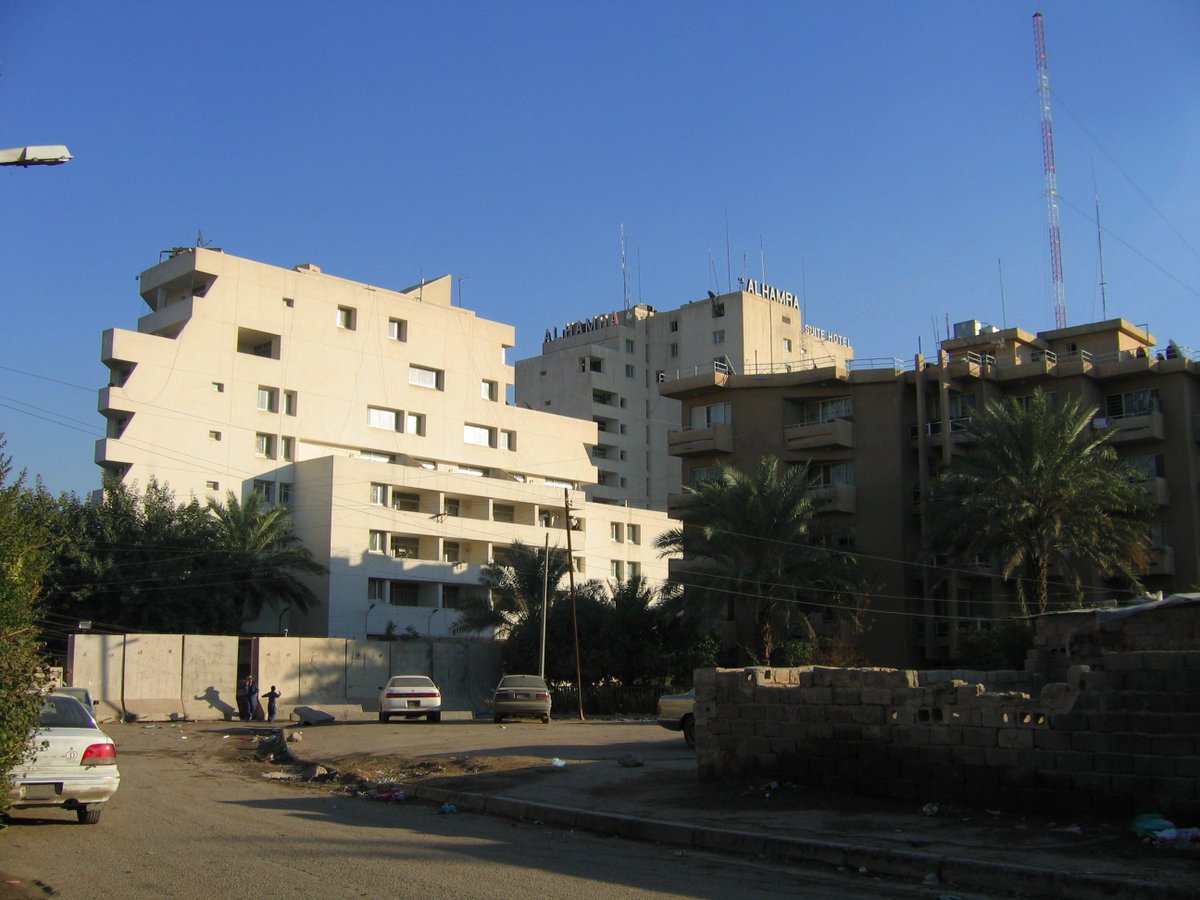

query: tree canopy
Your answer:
[928,390,1154,614]
[655,455,862,664]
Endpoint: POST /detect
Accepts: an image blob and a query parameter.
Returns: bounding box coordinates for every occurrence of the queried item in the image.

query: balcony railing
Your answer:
[667,423,734,456]
[784,416,854,451]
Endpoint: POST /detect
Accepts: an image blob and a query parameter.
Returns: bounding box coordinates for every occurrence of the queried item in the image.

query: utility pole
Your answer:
[563,489,585,720]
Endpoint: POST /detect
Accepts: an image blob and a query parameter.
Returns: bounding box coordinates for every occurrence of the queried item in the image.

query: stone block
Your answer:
[810,666,838,687]
[859,687,892,706]
[891,726,930,746]
[1141,651,1188,671]
[1086,712,1128,732]
[803,686,833,705]
[1032,729,1073,751]
[1102,652,1144,671]
[928,726,965,746]
[984,747,1019,768]
[950,745,986,767]
[1126,671,1167,692]
[851,705,885,726]
[997,728,1034,750]
[886,708,915,726]
[1066,665,1091,690]
[830,724,862,743]
[1151,734,1196,756]
[1125,712,1173,734]
[1046,711,1089,731]
[832,687,861,705]
[999,766,1037,788]
[1170,713,1200,735]
[1092,752,1134,774]
[1071,731,1109,753]
[1017,748,1055,770]
[963,726,998,747]
[1133,756,1177,777]
[1069,771,1112,794]
[1053,750,1094,773]
[755,719,782,738]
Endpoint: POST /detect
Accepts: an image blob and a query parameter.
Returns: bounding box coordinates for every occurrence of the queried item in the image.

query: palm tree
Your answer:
[451,541,569,638]
[654,455,859,664]
[204,491,324,623]
[928,390,1154,614]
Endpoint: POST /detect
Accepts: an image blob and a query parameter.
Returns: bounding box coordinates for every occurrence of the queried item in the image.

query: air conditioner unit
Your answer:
[1092,417,1110,429]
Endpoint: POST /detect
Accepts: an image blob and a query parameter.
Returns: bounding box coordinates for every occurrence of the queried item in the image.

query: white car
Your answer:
[377,675,442,723]
[6,694,120,824]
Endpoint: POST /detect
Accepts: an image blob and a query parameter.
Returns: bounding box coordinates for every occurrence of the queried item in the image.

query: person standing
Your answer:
[261,685,281,723]
[240,675,257,721]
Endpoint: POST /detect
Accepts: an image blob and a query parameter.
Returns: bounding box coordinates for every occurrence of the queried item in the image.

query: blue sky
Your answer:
[2,1,1197,496]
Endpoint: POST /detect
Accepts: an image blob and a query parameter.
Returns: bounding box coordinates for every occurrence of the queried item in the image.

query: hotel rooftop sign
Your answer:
[743,279,851,348]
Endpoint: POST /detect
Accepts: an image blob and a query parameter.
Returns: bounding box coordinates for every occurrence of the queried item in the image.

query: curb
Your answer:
[408,784,1190,900]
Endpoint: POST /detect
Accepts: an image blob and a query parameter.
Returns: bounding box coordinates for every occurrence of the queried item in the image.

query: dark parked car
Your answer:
[492,674,551,723]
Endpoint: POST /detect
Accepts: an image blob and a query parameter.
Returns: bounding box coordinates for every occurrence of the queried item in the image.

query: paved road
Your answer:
[0,720,956,899]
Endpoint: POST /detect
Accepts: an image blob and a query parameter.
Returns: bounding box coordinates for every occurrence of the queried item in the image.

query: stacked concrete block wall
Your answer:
[695,654,1200,820]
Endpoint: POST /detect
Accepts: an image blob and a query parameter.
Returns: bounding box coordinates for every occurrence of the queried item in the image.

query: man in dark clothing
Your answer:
[240,675,257,721]
[261,685,281,723]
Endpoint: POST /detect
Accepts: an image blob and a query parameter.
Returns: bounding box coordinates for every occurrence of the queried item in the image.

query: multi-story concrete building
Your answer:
[515,281,855,510]
[96,248,675,639]
[658,316,1199,668]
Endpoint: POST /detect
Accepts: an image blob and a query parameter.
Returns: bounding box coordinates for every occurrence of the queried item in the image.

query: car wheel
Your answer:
[427,711,441,723]
[76,806,102,825]
[378,712,390,723]
[541,714,550,724]
[494,715,503,724]
[683,715,696,749]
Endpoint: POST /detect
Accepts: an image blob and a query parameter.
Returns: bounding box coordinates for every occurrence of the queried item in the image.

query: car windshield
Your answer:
[38,696,97,729]
[498,675,546,689]
[388,677,435,688]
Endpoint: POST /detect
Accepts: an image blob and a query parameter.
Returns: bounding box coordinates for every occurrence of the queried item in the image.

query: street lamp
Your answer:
[365,602,377,637]
[0,145,72,167]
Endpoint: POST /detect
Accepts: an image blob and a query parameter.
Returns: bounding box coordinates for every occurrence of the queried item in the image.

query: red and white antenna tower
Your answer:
[1033,11,1067,329]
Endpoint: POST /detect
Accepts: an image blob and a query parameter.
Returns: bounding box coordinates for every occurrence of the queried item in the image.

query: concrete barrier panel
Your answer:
[68,634,125,723]
[258,637,302,721]
[182,634,239,721]
[298,638,350,705]
[123,634,185,721]
[347,639,389,704]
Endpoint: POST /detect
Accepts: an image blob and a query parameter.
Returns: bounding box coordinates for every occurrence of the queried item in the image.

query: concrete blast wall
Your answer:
[67,634,502,722]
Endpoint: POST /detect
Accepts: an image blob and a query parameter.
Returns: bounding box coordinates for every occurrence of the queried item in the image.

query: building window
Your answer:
[392,536,419,559]
[801,397,852,425]
[443,541,461,563]
[393,492,420,512]
[369,530,387,553]
[463,423,496,447]
[252,340,273,358]
[405,412,425,436]
[280,436,295,461]
[610,522,624,542]
[690,466,717,486]
[628,524,640,545]
[691,401,732,428]
[500,429,516,451]
[573,556,585,574]
[625,364,636,378]
[808,460,856,487]
[493,503,515,523]
[610,560,625,579]
[670,320,679,332]
[783,338,792,352]
[209,430,222,441]
[625,339,636,353]
[284,390,297,416]
[443,498,461,517]
[211,381,224,393]
[409,365,443,390]
[670,343,679,358]
[205,480,220,491]
[389,582,420,607]
[629,562,641,579]
[367,578,387,602]
[253,480,274,503]
[336,306,356,330]
[481,380,498,401]
[388,318,407,341]
[712,302,725,318]
[1105,389,1160,418]
[257,386,278,413]
[370,483,388,505]
[713,330,725,345]
[368,406,401,431]
[283,297,295,308]
[255,433,275,458]
[278,482,292,505]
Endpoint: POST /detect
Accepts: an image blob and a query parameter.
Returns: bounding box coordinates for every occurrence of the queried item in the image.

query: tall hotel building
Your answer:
[515,282,856,510]
[95,248,674,639]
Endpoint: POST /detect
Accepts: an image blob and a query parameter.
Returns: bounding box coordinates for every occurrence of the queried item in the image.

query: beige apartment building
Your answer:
[515,281,855,510]
[659,317,1200,668]
[95,248,675,639]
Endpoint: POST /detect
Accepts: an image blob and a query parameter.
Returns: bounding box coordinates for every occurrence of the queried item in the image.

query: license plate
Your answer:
[407,700,420,708]
[22,783,59,800]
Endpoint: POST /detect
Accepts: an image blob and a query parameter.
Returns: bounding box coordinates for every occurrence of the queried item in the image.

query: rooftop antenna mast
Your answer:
[1034,11,1067,329]
[620,224,631,312]
[1092,161,1109,319]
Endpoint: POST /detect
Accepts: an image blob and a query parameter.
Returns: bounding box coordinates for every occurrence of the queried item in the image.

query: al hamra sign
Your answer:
[743,279,852,348]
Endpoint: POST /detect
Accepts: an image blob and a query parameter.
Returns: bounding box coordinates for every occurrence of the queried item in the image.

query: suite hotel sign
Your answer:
[744,279,851,348]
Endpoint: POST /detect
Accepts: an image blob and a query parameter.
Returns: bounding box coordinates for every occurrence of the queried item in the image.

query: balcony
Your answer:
[1095,410,1165,444]
[1142,545,1175,577]
[806,483,856,514]
[657,364,731,399]
[1136,476,1170,507]
[667,492,695,516]
[784,417,854,451]
[667,423,734,457]
[97,385,133,416]
[992,350,1056,382]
